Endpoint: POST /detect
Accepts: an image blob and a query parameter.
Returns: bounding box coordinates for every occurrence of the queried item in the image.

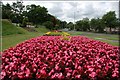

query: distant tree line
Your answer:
[67,11,119,33]
[68,11,119,33]
[1,1,67,30]
[1,1,119,33]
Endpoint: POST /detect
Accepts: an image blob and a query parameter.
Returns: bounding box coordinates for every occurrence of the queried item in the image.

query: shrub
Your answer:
[21,17,28,27]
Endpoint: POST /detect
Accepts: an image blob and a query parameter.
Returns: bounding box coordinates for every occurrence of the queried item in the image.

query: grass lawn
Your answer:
[68,31,119,46]
[2,19,28,36]
[1,19,49,51]
[2,30,119,52]
[2,25,49,51]
[2,32,44,51]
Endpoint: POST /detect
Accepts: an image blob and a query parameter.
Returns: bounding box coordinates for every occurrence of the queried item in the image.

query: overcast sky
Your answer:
[2,1,119,23]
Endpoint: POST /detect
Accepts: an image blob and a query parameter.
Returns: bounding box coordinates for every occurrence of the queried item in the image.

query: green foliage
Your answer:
[11,1,24,23]
[20,17,28,27]
[66,22,74,30]
[90,18,97,31]
[76,18,90,31]
[2,3,12,19]
[27,4,48,24]
[2,20,27,36]
[76,20,82,31]
[1,1,119,34]
[59,21,67,29]
[115,19,120,27]
[90,18,105,32]
[102,11,117,32]
[43,21,54,30]
[34,26,49,33]
[82,18,90,31]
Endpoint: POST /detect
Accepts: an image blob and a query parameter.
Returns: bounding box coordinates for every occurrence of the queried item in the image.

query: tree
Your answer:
[2,3,12,19]
[7,1,25,24]
[90,18,105,32]
[60,21,67,29]
[66,22,74,30]
[97,18,105,32]
[55,19,61,29]
[27,4,48,25]
[102,11,117,32]
[115,18,120,28]
[76,20,83,31]
[20,17,28,27]
[82,18,90,31]
[76,18,90,31]
[43,21,54,30]
[90,18,97,31]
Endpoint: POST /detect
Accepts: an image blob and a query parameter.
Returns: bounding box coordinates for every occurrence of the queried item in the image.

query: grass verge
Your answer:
[2,32,44,51]
[68,31,119,46]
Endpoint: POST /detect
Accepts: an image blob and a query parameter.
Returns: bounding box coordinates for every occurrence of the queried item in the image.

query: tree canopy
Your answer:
[102,11,117,32]
[1,1,119,33]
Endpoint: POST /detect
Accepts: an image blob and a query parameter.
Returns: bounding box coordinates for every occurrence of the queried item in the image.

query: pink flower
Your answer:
[49,69,54,76]
[1,70,6,79]
[66,72,71,77]
[89,72,96,78]
[55,65,59,70]
[88,68,94,72]
[1,36,119,79]
[112,73,117,77]
[75,75,81,78]
[25,68,30,77]
[20,64,25,71]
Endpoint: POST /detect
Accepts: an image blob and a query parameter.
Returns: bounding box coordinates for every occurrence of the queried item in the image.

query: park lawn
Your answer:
[2,32,44,51]
[35,25,49,32]
[2,19,28,36]
[68,31,119,46]
[2,30,119,52]
[1,19,49,51]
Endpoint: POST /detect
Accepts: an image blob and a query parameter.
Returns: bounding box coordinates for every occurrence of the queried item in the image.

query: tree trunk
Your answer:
[110,27,112,33]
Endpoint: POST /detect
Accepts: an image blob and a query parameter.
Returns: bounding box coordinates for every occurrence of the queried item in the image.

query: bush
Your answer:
[20,17,28,27]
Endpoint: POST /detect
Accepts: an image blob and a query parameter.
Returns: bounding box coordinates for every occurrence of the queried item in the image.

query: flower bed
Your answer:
[1,36,119,80]
[44,30,70,36]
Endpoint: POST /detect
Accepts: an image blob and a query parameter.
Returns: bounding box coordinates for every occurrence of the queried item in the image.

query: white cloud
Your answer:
[2,1,119,23]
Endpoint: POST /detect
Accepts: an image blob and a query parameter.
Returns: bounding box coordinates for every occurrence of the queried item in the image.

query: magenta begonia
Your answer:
[1,36,119,80]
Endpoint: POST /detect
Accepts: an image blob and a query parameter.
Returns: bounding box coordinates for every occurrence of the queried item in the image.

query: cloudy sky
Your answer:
[2,1,119,23]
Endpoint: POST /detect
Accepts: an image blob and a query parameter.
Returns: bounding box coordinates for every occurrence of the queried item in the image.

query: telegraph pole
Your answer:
[73,2,77,31]
[119,0,120,35]
[74,10,75,31]
[118,0,120,20]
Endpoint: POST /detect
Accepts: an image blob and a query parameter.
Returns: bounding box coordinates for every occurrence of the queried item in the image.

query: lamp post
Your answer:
[118,0,120,20]
[73,2,78,31]
[74,10,75,31]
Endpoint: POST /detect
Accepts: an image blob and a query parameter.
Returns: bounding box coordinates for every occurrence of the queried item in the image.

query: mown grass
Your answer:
[2,25,49,51]
[2,19,28,36]
[2,32,44,51]
[2,19,119,51]
[35,26,49,33]
[2,30,119,51]
[2,20,49,51]
[68,31,119,46]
